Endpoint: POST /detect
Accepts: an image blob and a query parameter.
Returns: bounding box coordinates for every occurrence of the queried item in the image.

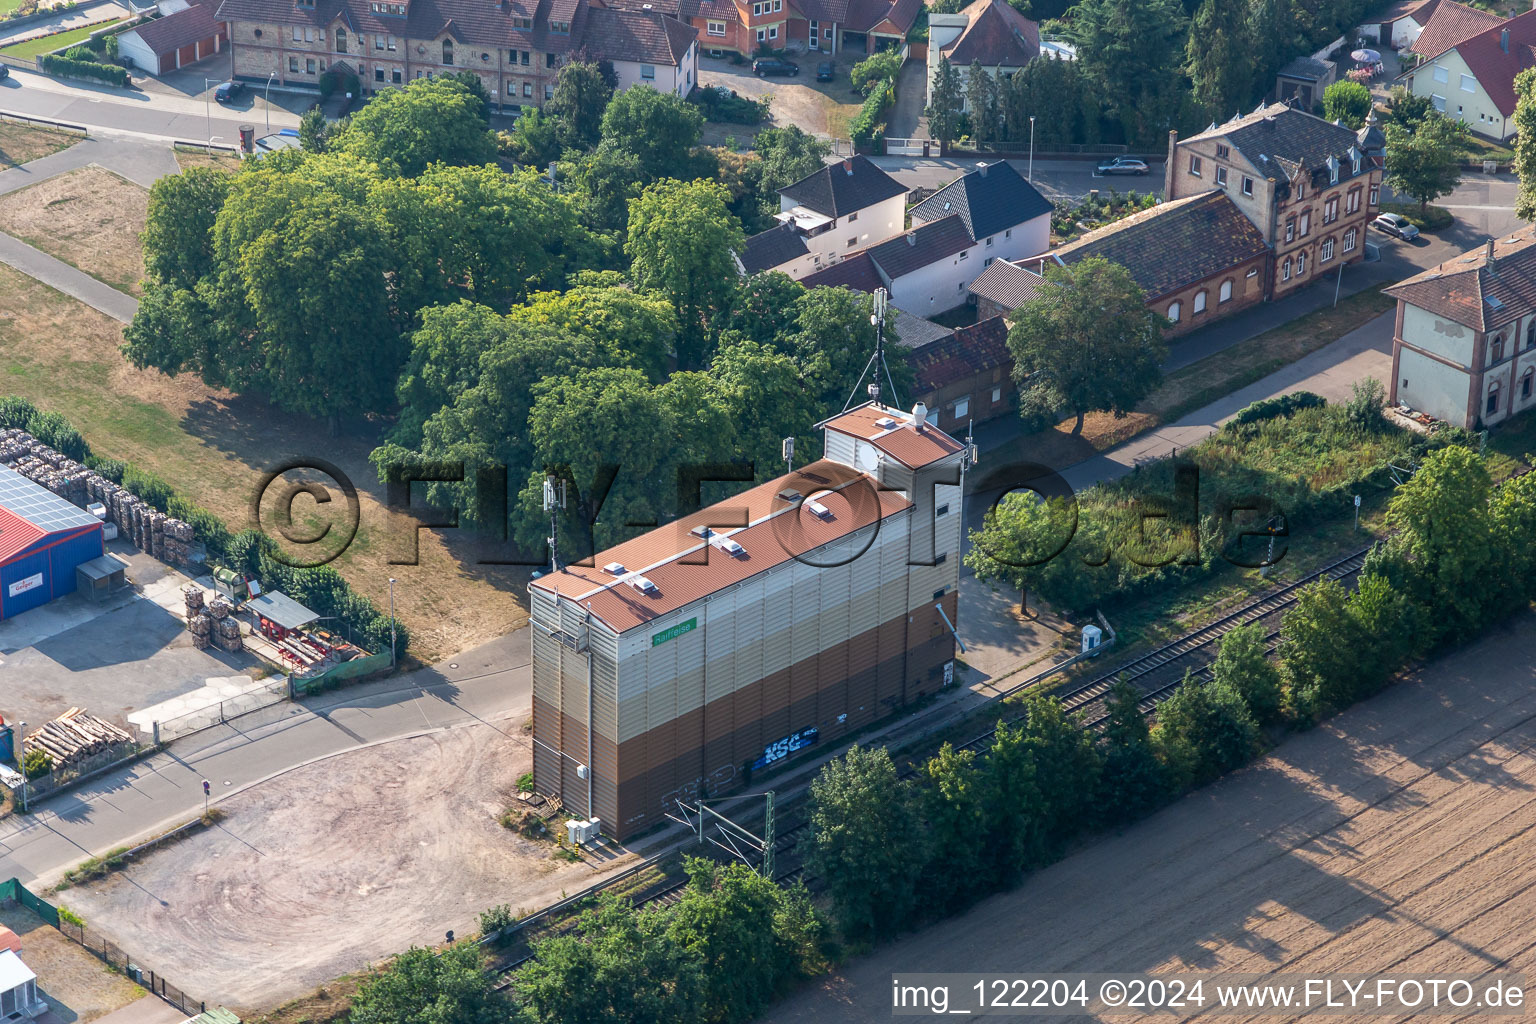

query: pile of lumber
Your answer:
[0,429,195,565]
[26,708,134,767]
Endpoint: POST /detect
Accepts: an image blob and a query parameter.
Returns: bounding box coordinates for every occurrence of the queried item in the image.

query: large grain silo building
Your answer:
[528,402,967,839]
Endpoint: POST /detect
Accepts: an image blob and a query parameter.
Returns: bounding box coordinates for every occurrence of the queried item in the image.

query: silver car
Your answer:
[1372,212,1420,240]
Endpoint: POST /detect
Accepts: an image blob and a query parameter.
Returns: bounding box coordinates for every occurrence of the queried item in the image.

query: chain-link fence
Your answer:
[10,742,141,808]
[151,675,293,744]
[54,917,206,1017]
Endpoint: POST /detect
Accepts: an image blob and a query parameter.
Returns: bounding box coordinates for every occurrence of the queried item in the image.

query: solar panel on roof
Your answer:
[0,465,101,533]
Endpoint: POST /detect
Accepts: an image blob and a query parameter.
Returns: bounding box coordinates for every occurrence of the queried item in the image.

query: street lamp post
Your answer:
[1029,116,1036,181]
[388,577,397,667]
[265,71,276,134]
[205,77,215,144]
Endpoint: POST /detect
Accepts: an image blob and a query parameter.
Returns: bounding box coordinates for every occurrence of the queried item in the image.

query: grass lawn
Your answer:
[173,145,243,173]
[0,166,148,295]
[0,0,23,16]
[986,286,1399,473]
[0,264,530,659]
[0,18,127,58]
[0,117,78,168]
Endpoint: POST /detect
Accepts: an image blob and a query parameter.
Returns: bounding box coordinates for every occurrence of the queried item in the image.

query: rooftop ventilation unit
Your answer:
[603,561,627,575]
[690,525,712,538]
[629,575,660,595]
[805,498,833,520]
[710,535,747,557]
[874,416,898,429]
[778,487,803,503]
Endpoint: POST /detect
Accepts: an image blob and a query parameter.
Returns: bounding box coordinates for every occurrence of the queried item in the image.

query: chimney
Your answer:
[1487,236,1497,272]
[906,233,916,246]
[1502,27,1510,52]
[977,161,989,176]
[912,402,928,430]
[842,158,853,175]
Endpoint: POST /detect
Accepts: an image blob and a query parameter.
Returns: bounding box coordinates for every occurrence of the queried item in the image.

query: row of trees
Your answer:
[808,440,1536,941]
[927,0,1405,149]
[347,861,824,1024]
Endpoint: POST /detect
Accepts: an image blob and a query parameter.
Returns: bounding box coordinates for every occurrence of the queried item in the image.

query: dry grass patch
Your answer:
[0,265,530,659]
[174,145,243,173]
[0,904,144,1021]
[0,118,78,169]
[0,165,147,295]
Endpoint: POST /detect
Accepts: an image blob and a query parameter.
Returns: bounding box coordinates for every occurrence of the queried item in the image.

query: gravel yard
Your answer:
[762,611,1536,1022]
[58,722,619,1014]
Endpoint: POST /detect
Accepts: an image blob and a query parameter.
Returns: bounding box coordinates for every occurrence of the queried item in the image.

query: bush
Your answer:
[691,85,770,124]
[0,396,38,430]
[1380,201,1452,231]
[1345,377,1386,431]
[21,748,51,779]
[38,53,128,87]
[478,903,515,941]
[849,79,894,149]
[26,410,90,461]
[122,465,175,512]
[851,50,901,95]
[1228,390,1326,427]
[517,771,536,791]
[84,456,126,483]
[63,44,94,62]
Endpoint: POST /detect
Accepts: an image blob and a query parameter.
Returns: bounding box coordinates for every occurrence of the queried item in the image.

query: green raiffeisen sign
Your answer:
[652,617,697,647]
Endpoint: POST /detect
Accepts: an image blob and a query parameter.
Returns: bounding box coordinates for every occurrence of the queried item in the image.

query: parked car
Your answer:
[753,57,799,77]
[1096,156,1150,176]
[816,61,835,81]
[214,80,246,103]
[1371,212,1420,240]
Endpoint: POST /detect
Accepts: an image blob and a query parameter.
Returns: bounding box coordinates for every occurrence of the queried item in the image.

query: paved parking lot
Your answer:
[0,545,259,731]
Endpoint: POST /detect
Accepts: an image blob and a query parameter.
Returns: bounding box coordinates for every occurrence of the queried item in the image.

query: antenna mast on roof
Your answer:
[543,473,566,573]
[843,288,901,411]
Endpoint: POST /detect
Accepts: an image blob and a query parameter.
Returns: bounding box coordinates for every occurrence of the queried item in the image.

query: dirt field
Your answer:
[763,612,1536,1023]
[58,723,610,1013]
[0,165,148,295]
[0,264,530,658]
[0,120,77,169]
[172,147,243,173]
[699,54,863,141]
[0,904,144,1021]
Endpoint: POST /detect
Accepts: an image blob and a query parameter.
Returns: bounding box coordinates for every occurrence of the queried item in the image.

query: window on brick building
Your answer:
[1219,279,1233,303]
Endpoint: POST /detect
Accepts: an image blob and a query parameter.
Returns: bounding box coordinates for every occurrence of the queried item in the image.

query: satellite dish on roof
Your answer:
[857,444,879,473]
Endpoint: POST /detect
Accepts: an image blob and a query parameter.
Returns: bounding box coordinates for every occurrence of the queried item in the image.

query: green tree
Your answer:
[925,56,964,147]
[914,743,987,912]
[331,77,497,177]
[349,944,505,1024]
[1247,0,1298,93]
[1385,85,1435,130]
[1346,572,1414,693]
[979,719,1049,879]
[1152,674,1259,787]
[751,125,831,194]
[1188,0,1254,121]
[1322,80,1372,129]
[1514,69,1536,221]
[1384,114,1466,214]
[964,490,1079,615]
[1209,622,1283,725]
[788,285,912,411]
[1002,50,1101,147]
[507,282,676,383]
[965,60,1000,143]
[499,107,562,168]
[1099,680,1170,822]
[709,335,820,479]
[851,50,902,94]
[549,60,613,150]
[299,106,330,152]
[513,891,702,1023]
[600,85,707,180]
[1490,467,1536,604]
[725,271,806,346]
[1279,578,1364,720]
[1007,256,1167,434]
[1022,695,1102,846]
[142,166,232,290]
[801,745,921,941]
[1064,0,1190,146]
[625,178,744,369]
[1385,444,1494,640]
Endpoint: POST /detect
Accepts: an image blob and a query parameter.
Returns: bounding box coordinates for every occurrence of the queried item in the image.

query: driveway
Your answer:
[885,55,927,140]
[698,53,863,141]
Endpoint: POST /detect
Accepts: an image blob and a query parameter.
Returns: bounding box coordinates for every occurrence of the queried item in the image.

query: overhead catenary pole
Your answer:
[544,473,566,573]
[388,577,397,667]
[869,287,888,406]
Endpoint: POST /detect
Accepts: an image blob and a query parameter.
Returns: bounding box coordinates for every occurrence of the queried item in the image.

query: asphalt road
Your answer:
[870,154,1164,203]
[0,629,530,885]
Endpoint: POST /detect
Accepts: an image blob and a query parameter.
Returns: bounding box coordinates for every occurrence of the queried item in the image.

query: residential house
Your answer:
[604,0,920,58]
[1405,0,1503,61]
[802,214,984,312]
[907,315,1015,428]
[1383,231,1536,429]
[1400,7,1534,140]
[1017,190,1271,339]
[1274,56,1336,111]
[1165,103,1385,300]
[908,160,1052,272]
[1372,0,1451,48]
[926,0,1039,111]
[968,256,1044,320]
[737,156,908,278]
[117,0,227,75]
[217,0,698,107]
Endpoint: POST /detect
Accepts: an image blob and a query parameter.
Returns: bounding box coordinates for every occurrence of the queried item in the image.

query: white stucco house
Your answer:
[908,160,1052,269]
[583,7,699,99]
[736,156,909,278]
[1398,5,1527,140]
[926,0,1041,111]
[1385,231,1536,429]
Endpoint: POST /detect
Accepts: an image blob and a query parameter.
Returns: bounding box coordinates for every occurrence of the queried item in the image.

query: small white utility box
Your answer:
[1082,624,1103,655]
[565,818,603,845]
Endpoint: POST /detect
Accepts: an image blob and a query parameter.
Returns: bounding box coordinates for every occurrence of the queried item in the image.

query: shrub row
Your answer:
[1229,389,1326,426]
[849,77,893,151]
[692,85,770,124]
[39,53,127,87]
